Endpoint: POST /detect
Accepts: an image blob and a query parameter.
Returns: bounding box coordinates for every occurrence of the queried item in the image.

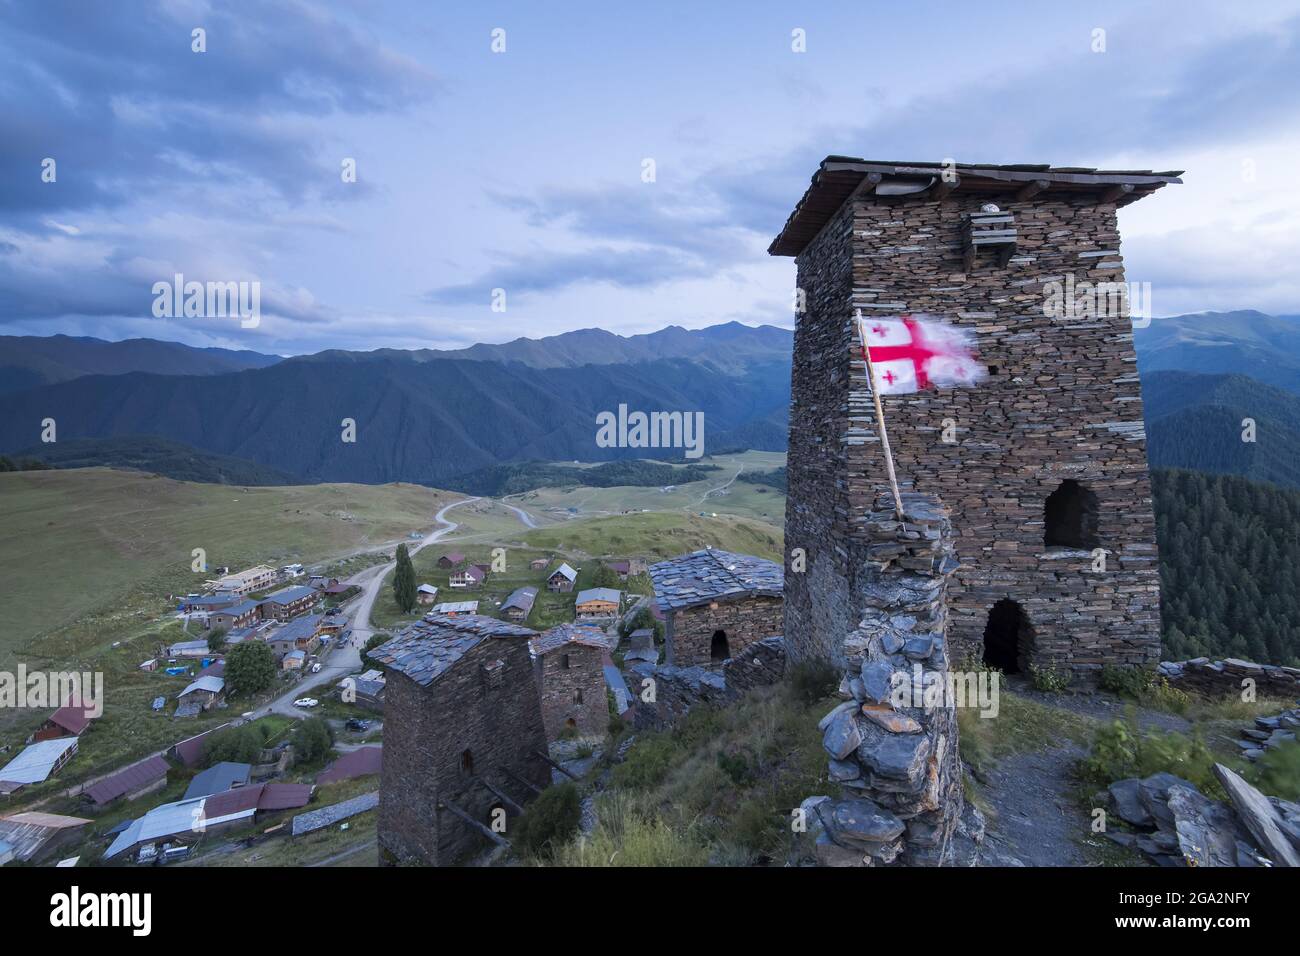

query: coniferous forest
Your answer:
[1152,468,1300,666]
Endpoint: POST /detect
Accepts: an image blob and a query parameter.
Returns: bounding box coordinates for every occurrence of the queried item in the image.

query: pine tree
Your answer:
[393,543,417,613]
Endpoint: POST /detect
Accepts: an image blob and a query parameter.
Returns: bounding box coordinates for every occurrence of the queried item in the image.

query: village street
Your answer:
[252,497,478,719]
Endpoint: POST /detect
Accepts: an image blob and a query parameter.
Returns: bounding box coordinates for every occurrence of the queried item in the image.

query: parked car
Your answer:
[293,698,319,708]
[345,718,370,732]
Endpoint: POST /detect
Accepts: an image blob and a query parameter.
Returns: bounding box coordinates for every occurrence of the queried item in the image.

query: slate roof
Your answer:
[649,549,784,611]
[770,156,1184,256]
[370,613,536,687]
[576,587,621,606]
[549,562,578,582]
[501,586,537,612]
[291,791,378,836]
[183,761,251,800]
[84,755,171,806]
[531,623,616,656]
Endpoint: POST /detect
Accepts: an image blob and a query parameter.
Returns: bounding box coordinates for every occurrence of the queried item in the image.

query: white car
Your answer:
[293,698,319,708]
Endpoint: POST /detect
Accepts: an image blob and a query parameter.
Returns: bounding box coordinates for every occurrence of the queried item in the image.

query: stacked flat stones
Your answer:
[805,491,965,866]
[627,635,786,731]
[1158,657,1300,699]
[1235,705,1300,763]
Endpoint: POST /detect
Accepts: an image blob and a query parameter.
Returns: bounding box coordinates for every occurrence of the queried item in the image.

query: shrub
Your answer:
[1248,740,1300,801]
[224,640,277,697]
[1097,664,1188,713]
[513,783,582,857]
[1079,713,1221,796]
[292,716,335,765]
[360,632,390,670]
[1029,663,1071,693]
[788,659,839,704]
[203,724,264,765]
[207,628,228,652]
[716,749,754,786]
[611,735,679,791]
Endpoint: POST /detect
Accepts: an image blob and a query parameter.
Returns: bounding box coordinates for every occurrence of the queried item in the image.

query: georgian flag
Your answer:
[857,313,987,395]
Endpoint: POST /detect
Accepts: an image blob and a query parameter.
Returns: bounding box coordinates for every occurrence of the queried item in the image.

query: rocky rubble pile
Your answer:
[1104,763,1299,867]
[801,493,969,866]
[1158,657,1300,698]
[1233,704,1300,762]
[626,635,785,731]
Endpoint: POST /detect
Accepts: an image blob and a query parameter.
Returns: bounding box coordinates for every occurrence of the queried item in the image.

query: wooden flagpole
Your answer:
[856,309,906,520]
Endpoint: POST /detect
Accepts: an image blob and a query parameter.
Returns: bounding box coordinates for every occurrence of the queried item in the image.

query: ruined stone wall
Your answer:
[668,595,783,668]
[787,190,1161,675]
[378,637,549,866]
[537,644,608,740]
[629,635,786,731]
[804,493,967,866]
[1158,658,1300,699]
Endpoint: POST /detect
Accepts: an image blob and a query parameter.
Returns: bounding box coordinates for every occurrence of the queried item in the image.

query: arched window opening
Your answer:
[982,599,1035,674]
[1044,480,1099,550]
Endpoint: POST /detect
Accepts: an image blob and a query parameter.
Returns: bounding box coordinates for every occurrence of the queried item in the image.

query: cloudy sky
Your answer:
[2,0,1299,355]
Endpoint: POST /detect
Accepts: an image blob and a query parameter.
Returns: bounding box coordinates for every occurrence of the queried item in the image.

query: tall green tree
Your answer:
[225,641,277,697]
[393,543,417,613]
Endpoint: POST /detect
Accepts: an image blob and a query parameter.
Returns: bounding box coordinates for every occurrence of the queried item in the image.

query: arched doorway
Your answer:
[710,629,730,662]
[1044,479,1099,550]
[982,599,1033,673]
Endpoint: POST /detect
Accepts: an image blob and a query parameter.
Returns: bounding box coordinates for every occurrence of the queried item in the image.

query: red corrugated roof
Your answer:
[83,755,171,806]
[257,783,314,811]
[316,746,382,785]
[203,782,314,817]
[49,701,95,736]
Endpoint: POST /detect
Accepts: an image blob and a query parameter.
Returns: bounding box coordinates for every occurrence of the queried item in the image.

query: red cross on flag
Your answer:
[857,313,986,395]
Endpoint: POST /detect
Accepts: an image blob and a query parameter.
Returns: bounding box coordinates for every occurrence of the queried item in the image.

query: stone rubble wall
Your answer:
[803,492,967,866]
[1158,657,1300,700]
[627,635,785,731]
[667,596,784,668]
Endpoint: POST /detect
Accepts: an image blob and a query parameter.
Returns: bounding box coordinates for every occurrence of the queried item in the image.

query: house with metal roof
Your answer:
[416,583,439,605]
[546,562,577,592]
[449,565,486,589]
[431,600,478,616]
[500,586,537,621]
[177,675,225,712]
[183,761,251,800]
[649,549,783,668]
[0,736,78,793]
[371,614,549,865]
[0,811,91,864]
[32,698,97,742]
[575,587,621,619]
[83,754,171,807]
[258,584,318,621]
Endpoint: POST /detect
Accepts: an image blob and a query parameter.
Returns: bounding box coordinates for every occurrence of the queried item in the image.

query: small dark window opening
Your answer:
[560,654,570,670]
[459,749,474,774]
[710,629,730,662]
[1044,479,1099,550]
[574,688,583,705]
[565,717,577,729]
[982,599,1034,674]
[988,365,999,376]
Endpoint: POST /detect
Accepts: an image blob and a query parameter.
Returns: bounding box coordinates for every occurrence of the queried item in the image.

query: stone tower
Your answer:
[770,158,1181,676]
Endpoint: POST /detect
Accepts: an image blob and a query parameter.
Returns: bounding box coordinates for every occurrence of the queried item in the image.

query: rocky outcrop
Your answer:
[1104,765,1299,867]
[802,493,969,866]
[1232,704,1300,762]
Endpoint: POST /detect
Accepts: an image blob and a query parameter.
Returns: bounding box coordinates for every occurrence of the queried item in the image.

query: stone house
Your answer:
[530,623,616,740]
[770,157,1179,675]
[649,549,784,668]
[372,614,550,866]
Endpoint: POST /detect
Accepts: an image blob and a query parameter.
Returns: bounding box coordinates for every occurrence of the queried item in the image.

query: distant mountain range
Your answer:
[0,323,792,484]
[5,311,1299,489]
[0,333,282,395]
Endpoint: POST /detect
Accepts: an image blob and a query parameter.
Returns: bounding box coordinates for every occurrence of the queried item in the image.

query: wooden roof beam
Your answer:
[1015,179,1051,202]
[927,175,960,201]
[1098,183,1135,203]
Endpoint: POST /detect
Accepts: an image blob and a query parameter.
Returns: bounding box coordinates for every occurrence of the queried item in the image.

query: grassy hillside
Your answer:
[0,468,456,658]
[11,435,301,485]
[520,510,782,564]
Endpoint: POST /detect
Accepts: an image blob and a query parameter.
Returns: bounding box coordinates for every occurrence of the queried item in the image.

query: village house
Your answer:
[338,669,386,711]
[547,562,577,593]
[283,649,307,670]
[176,675,225,714]
[0,811,91,865]
[258,584,317,621]
[181,591,239,613]
[770,157,1176,674]
[436,552,466,569]
[83,754,171,808]
[372,614,550,866]
[649,549,784,668]
[530,623,616,740]
[264,614,323,660]
[206,564,279,596]
[500,586,537,622]
[0,737,78,794]
[449,565,486,589]
[575,587,621,620]
[184,761,252,799]
[416,583,439,605]
[31,699,97,743]
[432,600,478,617]
[208,599,260,632]
[529,557,550,571]
[167,638,212,659]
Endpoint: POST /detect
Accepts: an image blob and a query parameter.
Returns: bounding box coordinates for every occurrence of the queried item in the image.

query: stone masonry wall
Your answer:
[629,635,786,732]
[1158,658,1300,700]
[787,189,1162,675]
[803,493,966,866]
[668,595,784,668]
[378,636,549,866]
[536,644,608,740]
